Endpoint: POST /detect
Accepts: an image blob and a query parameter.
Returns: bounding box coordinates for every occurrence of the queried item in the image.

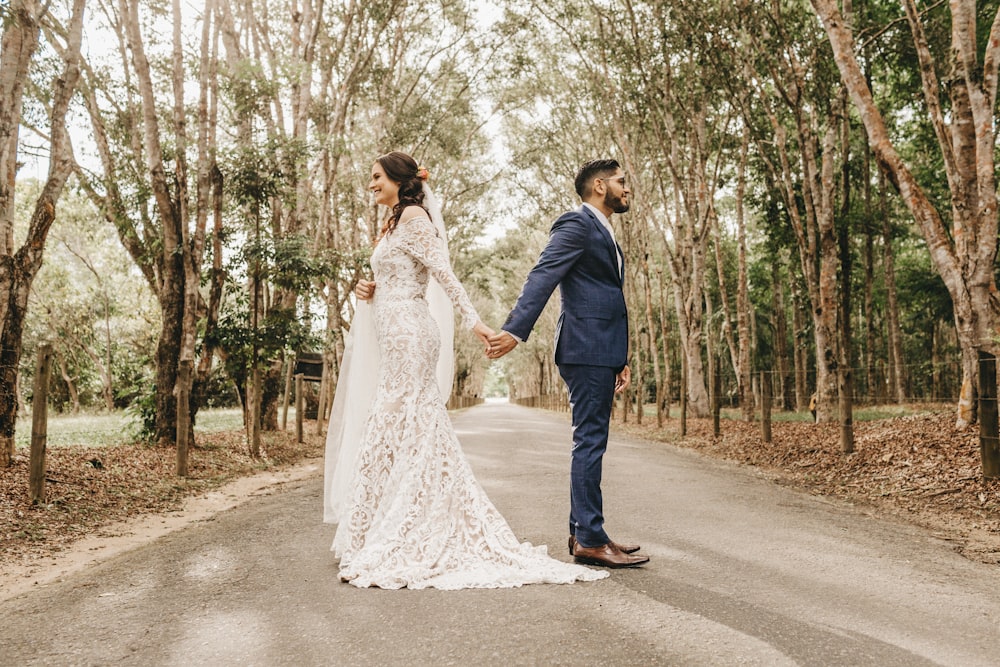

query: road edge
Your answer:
[0,457,324,602]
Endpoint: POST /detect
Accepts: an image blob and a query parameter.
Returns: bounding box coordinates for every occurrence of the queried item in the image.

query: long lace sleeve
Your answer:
[396,216,480,329]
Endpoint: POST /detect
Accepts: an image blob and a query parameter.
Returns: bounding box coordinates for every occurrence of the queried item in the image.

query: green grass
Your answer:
[12,407,278,449]
[189,407,247,434]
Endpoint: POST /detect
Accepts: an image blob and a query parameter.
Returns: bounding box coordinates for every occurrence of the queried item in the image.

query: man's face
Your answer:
[600,170,630,214]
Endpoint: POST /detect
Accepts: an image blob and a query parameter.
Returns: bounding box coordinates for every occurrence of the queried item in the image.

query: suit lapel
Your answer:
[580,206,623,285]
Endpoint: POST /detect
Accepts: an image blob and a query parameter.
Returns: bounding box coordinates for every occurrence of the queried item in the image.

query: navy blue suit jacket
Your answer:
[502,206,628,370]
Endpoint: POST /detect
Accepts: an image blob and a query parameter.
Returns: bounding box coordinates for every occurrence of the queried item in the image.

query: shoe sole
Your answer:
[573,555,649,569]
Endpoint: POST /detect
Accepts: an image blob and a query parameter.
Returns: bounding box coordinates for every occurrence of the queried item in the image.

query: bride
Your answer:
[323,151,608,589]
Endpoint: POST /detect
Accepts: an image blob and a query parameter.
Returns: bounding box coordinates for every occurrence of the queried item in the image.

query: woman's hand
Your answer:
[473,321,495,353]
[355,279,376,301]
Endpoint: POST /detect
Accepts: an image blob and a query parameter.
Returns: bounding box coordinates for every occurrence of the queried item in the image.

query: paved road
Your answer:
[2,400,999,666]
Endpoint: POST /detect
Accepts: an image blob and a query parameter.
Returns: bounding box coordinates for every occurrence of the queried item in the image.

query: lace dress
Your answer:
[333,215,608,589]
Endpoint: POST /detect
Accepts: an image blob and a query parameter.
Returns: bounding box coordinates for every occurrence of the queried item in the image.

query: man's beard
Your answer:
[605,191,629,214]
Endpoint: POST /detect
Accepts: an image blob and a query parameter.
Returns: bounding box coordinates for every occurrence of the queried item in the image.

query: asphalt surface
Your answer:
[2,400,999,666]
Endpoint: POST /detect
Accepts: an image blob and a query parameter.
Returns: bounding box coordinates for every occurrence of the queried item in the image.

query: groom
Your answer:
[487,159,649,569]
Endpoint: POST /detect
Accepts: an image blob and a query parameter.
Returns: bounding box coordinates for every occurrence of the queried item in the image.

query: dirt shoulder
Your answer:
[1,428,325,600]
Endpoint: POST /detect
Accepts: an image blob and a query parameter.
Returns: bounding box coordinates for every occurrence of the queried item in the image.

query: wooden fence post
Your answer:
[760,371,772,444]
[281,356,293,431]
[680,350,688,437]
[28,344,54,504]
[295,374,304,444]
[840,358,855,455]
[712,363,721,437]
[249,367,262,458]
[175,360,192,476]
[978,351,1000,479]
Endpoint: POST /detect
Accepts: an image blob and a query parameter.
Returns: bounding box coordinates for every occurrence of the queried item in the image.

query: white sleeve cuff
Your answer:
[502,330,524,343]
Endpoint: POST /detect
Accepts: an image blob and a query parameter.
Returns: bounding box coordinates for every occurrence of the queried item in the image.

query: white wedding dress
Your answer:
[329,214,608,589]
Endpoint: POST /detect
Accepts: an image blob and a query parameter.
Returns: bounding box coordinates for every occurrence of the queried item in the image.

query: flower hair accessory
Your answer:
[416,166,430,181]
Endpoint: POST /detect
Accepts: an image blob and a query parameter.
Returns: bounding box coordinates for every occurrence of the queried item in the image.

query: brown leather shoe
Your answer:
[568,535,641,555]
[572,542,649,568]
[612,540,641,554]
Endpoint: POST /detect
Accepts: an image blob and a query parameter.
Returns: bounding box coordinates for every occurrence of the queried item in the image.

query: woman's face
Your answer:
[368,162,399,208]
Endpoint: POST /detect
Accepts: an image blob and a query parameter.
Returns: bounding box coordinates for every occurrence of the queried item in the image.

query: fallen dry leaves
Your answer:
[616,408,1000,564]
[1,429,324,569]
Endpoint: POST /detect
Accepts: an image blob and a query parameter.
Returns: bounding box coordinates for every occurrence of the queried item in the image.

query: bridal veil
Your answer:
[323,183,455,524]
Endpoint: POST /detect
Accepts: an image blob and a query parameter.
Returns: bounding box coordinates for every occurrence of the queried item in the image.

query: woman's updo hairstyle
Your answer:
[377,151,429,237]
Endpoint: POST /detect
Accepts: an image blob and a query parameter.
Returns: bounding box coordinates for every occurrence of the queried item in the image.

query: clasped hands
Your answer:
[354,279,629,393]
[482,331,630,394]
[483,333,630,394]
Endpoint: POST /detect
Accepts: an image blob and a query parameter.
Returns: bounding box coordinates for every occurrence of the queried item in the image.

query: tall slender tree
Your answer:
[0,0,85,465]
[811,0,1000,433]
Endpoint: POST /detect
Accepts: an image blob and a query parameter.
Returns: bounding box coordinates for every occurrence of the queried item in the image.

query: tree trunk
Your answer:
[837,81,854,451]
[0,267,29,464]
[705,289,717,416]
[758,110,839,421]
[665,189,711,418]
[710,208,740,413]
[0,0,84,464]
[0,0,42,464]
[931,321,942,400]
[676,301,710,417]
[792,279,809,412]
[811,0,1000,431]
[121,0,188,446]
[631,307,642,424]
[863,223,877,403]
[772,259,793,410]
[735,127,753,420]
[640,260,662,426]
[153,293,184,445]
[657,269,671,419]
[643,94,717,419]
[0,0,42,257]
[173,0,222,455]
[880,169,906,403]
[56,350,80,414]
[807,124,842,422]
[862,120,879,404]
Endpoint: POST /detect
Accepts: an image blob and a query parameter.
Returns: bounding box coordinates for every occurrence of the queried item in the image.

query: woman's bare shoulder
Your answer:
[397,205,431,225]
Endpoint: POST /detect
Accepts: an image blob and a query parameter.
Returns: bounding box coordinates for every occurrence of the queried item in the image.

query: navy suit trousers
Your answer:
[558,363,616,548]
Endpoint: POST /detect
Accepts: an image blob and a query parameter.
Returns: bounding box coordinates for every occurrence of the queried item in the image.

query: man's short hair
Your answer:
[575,159,621,198]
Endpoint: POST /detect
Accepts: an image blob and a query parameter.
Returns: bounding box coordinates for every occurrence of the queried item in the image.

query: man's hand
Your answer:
[486,331,518,359]
[355,279,376,301]
[614,365,631,394]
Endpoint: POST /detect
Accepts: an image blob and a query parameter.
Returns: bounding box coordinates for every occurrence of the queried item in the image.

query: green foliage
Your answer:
[224,60,281,120]
[13,0,986,429]
[221,141,285,210]
[124,383,158,443]
[18,180,160,416]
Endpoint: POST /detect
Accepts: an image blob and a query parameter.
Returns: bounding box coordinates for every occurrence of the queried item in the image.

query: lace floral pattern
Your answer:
[333,216,608,589]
